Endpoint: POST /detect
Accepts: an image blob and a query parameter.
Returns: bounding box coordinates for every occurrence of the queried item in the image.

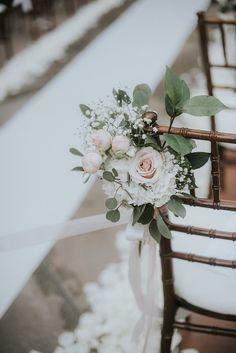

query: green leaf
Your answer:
[149,219,161,243]
[132,84,152,108]
[163,134,195,155]
[69,148,84,157]
[180,79,190,104]
[186,152,210,169]
[132,205,146,225]
[105,198,118,209]
[112,168,118,177]
[166,198,186,218]
[183,96,226,116]
[103,171,115,182]
[80,104,92,118]
[165,67,183,106]
[157,215,172,239]
[106,209,120,223]
[113,89,131,106]
[71,166,84,171]
[165,94,175,117]
[138,204,154,225]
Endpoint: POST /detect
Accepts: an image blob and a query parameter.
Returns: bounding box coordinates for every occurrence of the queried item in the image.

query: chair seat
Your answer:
[170,206,236,315]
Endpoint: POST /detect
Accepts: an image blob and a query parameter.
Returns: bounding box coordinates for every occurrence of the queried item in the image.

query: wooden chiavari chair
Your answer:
[197,11,236,187]
[156,124,236,353]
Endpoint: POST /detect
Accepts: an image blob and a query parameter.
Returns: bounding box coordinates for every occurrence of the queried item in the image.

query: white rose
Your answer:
[82,152,102,174]
[112,135,130,154]
[92,129,111,151]
[129,147,163,184]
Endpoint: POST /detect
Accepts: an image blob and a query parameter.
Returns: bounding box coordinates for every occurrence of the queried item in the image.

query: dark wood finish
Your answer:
[157,123,236,352]
[197,11,236,192]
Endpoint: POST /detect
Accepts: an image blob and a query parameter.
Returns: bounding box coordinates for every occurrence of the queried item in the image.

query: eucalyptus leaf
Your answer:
[183,95,226,116]
[180,79,190,104]
[186,152,210,169]
[132,205,146,225]
[138,204,154,225]
[165,66,183,106]
[167,198,186,218]
[71,166,84,171]
[149,219,161,243]
[132,84,152,108]
[163,134,195,155]
[105,198,118,210]
[80,104,92,118]
[112,168,118,177]
[157,215,172,239]
[103,171,115,182]
[165,94,175,117]
[69,148,84,157]
[106,209,120,223]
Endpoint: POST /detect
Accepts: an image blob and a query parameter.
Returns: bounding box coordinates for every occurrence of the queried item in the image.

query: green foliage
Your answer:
[165,94,175,117]
[186,152,210,169]
[113,88,131,106]
[164,67,190,117]
[167,198,186,218]
[106,209,120,222]
[183,96,226,116]
[71,166,84,171]
[138,204,154,224]
[132,205,146,225]
[149,219,161,243]
[112,168,118,177]
[157,215,172,239]
[69,148,84,157]
[163,134,195,155]
[80,104,92,117]
[103,171,115,182]
[105,198,118,210]
[132,84,152,108]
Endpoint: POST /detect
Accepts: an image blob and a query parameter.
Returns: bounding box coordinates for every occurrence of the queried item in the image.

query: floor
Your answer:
[1,5,236,353]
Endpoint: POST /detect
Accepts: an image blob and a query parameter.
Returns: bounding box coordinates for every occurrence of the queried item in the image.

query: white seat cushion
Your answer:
[170,206,236,315]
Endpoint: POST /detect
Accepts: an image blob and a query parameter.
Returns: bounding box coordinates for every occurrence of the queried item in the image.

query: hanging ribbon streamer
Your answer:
[126,220,163,353]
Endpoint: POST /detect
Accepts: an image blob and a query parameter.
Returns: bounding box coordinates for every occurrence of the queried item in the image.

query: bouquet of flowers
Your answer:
[70,67,225,242]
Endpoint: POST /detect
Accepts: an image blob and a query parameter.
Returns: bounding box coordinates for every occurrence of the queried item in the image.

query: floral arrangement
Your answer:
[70,67,225,242]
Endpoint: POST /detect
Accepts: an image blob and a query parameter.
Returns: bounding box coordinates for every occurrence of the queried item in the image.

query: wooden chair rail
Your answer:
[175,295,236,322]
[180,197,236,211]
[157,125,236,143]
[169,223,236,241]
[201,18,236,26]
[210,63,236,69]
[174,321,236,338]
[162,251,236,268]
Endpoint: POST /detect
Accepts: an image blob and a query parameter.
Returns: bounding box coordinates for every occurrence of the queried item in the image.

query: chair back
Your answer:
[197,11,236,130]
[158,124,236,332]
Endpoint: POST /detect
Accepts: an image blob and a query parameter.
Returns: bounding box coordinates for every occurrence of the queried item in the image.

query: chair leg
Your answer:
[161,302,175,353]
[159,237,176,353]
[218,145,225,191]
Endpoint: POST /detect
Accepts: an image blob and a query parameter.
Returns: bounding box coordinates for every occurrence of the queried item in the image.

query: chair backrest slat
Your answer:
[169,223,236,241]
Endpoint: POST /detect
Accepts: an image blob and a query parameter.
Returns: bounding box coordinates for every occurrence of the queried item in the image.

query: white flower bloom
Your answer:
[112,135,130,154]
[82,152,102,174]
[92,129,111,152]
[129,147,163,184]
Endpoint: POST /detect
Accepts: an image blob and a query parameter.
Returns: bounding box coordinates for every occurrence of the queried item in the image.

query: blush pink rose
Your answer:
[130,147,163,183]
[82,152,102,174]
[92,129,112,151]
[112,135,130,154]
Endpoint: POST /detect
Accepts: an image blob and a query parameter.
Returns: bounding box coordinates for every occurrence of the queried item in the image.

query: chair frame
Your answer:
[155,124,236,353]
[197,11,236,190]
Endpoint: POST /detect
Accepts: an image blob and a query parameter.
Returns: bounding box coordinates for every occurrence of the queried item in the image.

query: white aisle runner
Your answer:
[0,0,209,318]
